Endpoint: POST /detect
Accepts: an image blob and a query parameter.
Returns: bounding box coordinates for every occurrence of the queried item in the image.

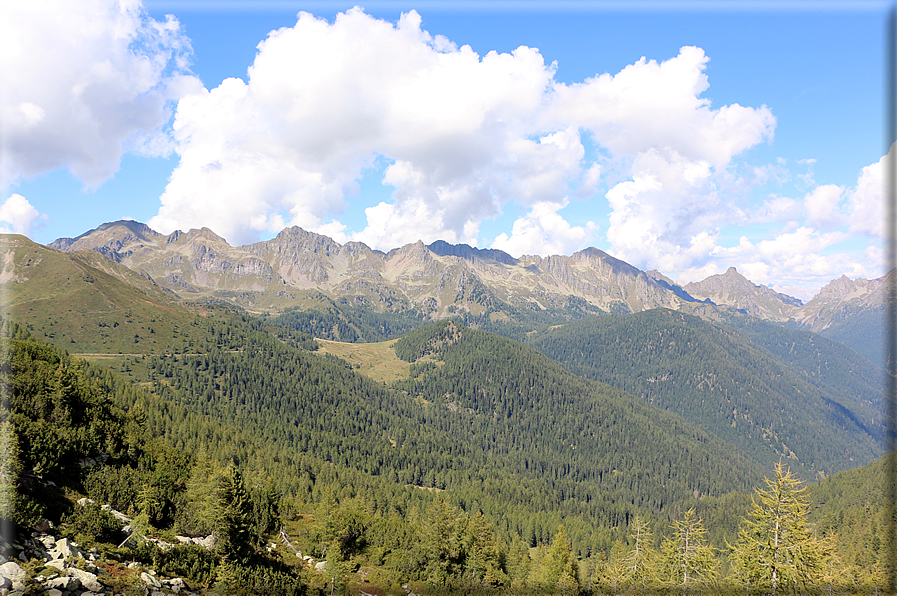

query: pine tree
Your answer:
[0,421,21,521]
[422,496,462,586]
[461,511,505,586]
[215,465,256,564]
[730,462,831,595]
[659,508,718,595]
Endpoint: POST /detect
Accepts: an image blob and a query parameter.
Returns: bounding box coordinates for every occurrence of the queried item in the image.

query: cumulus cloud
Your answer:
[148,9,777,251]
[151,8,565,246]
[674,226,866,293]
[635,140,890,293]
[803,184,844,229]
[0,194,46,237]
[546,46,775,166]
[0,0,200,189]
[490,199,598,257]
[846,146,890,237]
[603,148,726,272]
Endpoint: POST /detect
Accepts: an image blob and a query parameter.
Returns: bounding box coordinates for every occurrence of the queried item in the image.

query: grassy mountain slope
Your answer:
[0,234,208,354]
[524,309,880,479]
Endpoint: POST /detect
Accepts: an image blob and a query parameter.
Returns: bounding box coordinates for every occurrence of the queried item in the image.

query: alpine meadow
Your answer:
[1,3,894,595]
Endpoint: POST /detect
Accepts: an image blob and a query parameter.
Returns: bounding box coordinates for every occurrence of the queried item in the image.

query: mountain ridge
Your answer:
[45,221,889,358]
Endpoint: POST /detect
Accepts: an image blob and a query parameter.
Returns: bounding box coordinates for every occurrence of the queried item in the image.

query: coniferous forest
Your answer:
[1,306,892,595]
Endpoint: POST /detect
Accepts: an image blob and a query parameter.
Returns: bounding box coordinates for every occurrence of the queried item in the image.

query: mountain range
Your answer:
[0,219,886,480]
[45,220,888,363]
[1,220,892,590]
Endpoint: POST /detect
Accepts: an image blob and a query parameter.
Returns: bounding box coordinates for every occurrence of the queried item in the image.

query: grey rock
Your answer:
[0,562,25,583]
[140,571,161,588]
[46,575,80,590]
[66,568,103,592]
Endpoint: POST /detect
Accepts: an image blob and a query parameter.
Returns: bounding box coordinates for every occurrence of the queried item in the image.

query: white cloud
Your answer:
[149,10,778,253]
[0,194,46,237]
[676,226,867,292]
[803,184,844,229]
[546,46,775,166]
[846,146,890,237]
[490,199,598,257]
[604,148,724,272]
[751,195,802,224]
[151,8,566,246]
[0,0,200,189]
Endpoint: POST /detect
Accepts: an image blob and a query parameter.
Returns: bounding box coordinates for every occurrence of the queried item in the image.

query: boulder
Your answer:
[141,570,162,588]
[52,537,85,560]
[66,568,103,592]
[0,562,25,583]
[45,575,80,590]
[32,518,53,533]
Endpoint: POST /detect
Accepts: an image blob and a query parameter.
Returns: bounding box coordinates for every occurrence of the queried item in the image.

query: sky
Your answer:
[1,1,894,301]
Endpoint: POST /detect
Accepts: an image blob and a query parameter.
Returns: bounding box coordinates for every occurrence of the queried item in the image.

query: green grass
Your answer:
[314,338,410,385]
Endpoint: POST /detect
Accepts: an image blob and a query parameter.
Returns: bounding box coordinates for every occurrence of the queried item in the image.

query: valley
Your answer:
[0,224,891,594]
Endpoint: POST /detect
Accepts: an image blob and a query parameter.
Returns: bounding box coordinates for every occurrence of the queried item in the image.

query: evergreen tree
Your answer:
[324,538,350,596]
[730,462,832,595]
[0,421,21,521]
[216,465,256,564]
[180,451,221,537]
[544,525,580,596]
[461,511,505,586]
[422,496,463,586]
[623,516,656,594]
[659,508,718,594]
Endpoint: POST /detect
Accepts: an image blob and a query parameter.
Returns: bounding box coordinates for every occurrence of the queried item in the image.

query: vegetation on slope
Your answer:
[524,309,880,478]
[3,316,890,594]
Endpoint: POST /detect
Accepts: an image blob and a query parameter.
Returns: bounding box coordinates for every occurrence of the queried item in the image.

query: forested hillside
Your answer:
[141,317,765,554]
[525,309,881,478]
[3,315,890,594]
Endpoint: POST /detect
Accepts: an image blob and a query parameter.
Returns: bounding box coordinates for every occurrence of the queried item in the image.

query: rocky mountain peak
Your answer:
[49,220,162,252]
[684,268,801,321]
[814,274,864,302]
[427,240,517,265]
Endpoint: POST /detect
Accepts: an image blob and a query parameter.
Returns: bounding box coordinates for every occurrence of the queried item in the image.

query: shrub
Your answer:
[62,502,122,543]
[215,561,306,596]
[154,544,218,588]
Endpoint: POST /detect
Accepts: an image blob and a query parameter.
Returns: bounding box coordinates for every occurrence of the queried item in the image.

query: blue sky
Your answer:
[1,1,892,300]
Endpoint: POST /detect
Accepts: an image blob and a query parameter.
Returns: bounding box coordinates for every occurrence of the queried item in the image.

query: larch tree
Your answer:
[624,516,657,594]
[730,462,832,595]
[659,508,718,595]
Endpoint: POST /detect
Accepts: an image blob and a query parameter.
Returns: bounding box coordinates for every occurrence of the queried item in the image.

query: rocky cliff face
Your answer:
[48,221,889,337]
[793,273,885,331]
[684,267,802,321]
[48,221,702,317]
